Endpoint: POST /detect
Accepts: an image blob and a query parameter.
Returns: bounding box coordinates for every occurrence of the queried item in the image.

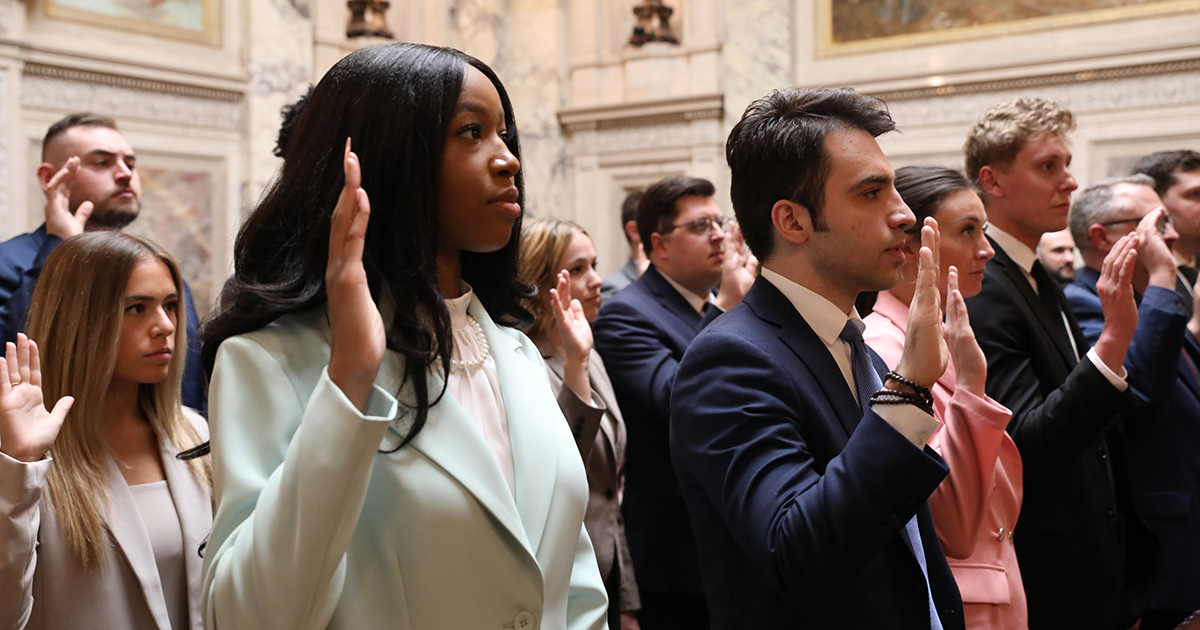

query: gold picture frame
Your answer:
[817,0,1200,57]
[45,0,221,46]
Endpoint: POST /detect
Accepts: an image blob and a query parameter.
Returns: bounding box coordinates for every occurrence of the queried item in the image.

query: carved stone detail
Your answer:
[0,68,8,218]
[885,69,1200,128]
[0,0,10,37]
[21,74,242,130]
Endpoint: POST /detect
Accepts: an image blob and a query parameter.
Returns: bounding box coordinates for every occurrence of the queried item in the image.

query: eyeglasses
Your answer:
[661,216,729,236]
[1098,212,1171,234]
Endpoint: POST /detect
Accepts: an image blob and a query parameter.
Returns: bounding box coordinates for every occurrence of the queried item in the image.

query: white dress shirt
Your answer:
[658,268,712,315]
[760,267,941,448]
[986,225,1128,391]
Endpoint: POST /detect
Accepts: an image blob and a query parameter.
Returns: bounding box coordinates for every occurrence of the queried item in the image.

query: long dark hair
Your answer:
[201,43,532,447]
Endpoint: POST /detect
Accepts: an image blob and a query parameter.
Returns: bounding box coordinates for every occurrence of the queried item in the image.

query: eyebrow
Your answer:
[454,101,491,116]
[847,174,891,193]
[125,292,179,302]
[85,149,135,160]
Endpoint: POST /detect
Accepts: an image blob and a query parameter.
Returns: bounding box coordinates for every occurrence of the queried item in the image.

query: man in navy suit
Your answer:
[0,112,206,412]
[670,87,964,629]
[593,175,756,629]
[1064,176,1200,630]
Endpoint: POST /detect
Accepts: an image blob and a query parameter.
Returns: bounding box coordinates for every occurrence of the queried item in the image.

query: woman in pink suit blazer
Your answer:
[863,165,1026,630]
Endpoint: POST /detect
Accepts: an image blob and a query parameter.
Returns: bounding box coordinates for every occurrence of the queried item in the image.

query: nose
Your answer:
[492,147,520,179]
[979,234,996,261]
[892,193,916,232]
[1062,168,1079,193]
[115,160,133,183]
[586,267,602,290]
[152,306,176,338]
[1164,216,1180,243]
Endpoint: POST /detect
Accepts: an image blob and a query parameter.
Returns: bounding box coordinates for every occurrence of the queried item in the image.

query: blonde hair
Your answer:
[517,218,589,340]
[26,231,209,572]
[964,97,1076,189]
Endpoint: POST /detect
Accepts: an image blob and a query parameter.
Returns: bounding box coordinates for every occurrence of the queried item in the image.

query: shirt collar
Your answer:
[1174,248,1197,269]
[986,223,1039,274]
[760,267,863,345]
[658,268,711,315]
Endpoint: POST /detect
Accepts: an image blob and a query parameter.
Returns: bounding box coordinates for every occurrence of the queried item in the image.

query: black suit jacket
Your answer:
[592,264,721,595]
[670,276,964,629]
[964,237,1149,629]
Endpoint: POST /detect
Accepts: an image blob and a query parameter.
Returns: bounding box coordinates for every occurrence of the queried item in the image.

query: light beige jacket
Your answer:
[0,409,212,630]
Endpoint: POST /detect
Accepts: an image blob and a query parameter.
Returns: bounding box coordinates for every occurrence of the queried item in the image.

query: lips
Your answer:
[145,349,172,362]
[490,188,521,218]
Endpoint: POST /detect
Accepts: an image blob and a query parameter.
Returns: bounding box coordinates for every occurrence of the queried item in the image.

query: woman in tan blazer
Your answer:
[520,219,642,630]
[0,232,211,630]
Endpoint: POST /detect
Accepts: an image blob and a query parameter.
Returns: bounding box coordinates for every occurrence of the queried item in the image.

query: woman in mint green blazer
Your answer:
[198,43,608,630]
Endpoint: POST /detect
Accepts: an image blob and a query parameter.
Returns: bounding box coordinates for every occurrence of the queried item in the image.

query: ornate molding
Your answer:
[0,0,10,37]
[868,58,1200,103]
[882,65,1200,128]
[565,116,723,156]
[0,68,8,218]
[21,72,242,130]
[23,63,243,103]
[559,94,723,133]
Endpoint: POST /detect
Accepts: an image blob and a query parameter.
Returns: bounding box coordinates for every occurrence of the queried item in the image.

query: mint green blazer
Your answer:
[201,298,607,630]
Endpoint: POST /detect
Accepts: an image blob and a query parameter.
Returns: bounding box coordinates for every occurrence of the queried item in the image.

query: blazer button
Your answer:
[886,515,901,528]
[902,492,917,506]
[878,526,890,538]
[514,611,536,629]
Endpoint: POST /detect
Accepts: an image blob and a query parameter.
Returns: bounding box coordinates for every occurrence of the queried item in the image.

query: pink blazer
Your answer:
[864,291,1027,630]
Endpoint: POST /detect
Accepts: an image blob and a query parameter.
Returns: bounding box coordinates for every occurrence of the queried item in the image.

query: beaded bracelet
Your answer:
[869,389,935,415]
[884,371,934,406]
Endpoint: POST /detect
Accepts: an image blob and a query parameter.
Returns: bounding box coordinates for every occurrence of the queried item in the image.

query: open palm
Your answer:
[0,335,73,463]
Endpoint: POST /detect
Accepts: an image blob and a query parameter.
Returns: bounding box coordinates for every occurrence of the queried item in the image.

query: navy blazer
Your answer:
[670,276,964,630]
[0,225,208,413]
[1065,268,1200,615]
[592,264,721,596]
[965,237,1152,629]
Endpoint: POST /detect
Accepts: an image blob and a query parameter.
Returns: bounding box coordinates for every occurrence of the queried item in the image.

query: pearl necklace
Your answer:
[450,315,490,371]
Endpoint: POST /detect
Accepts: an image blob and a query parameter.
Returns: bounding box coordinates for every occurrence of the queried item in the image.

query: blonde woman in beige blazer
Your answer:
[0,232,211,630]
[520,219,642,630]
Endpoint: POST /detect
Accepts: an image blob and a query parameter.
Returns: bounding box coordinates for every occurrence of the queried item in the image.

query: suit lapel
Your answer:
[159,435,210,630]
[644,266,703,333]
[102,459,172,630]
[744,278,862,437]
[476,301,560,557]
[991,240,1078,367]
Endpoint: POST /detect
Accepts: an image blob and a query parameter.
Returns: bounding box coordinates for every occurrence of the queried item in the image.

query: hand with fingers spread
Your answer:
[549,270,594,401]
[1094,232,1139,372]
[42,157,94,239]
[326,139,386,412]
[0,334,74,463]
[713,220,758,312]
[895,217,949,390]
[944,267,987,397]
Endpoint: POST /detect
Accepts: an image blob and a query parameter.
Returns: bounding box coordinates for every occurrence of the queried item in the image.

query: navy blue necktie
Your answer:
[839,320,944,630]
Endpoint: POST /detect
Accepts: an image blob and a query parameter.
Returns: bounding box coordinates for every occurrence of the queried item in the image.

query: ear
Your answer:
[624,220,640,244]
[978,165,1003,200]
[36,162,57,190]
[649,231,668,260]
[1087,224,1113,254]
[772,200,812,246]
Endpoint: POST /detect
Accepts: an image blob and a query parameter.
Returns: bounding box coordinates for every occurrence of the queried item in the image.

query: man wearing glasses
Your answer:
[593,175,755,629]
[1064,175,1200,630]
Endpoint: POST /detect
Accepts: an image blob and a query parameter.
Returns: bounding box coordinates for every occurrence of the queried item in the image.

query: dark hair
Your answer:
[201,43,532,448]
[894,165,974,234]
[274,85,314,159]
[42,113,118,160]
[1131,150,1200,198]
[620,190,644,244]
[726,87,896,261]
[636,176,716,257]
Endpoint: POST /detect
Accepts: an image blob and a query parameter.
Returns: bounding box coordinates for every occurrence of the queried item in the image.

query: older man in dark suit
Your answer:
[592,175,755,629]
[1064,175,1200,630]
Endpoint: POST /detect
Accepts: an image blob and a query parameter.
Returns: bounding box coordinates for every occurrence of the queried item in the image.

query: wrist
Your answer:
[1094,331,1129,373]
[1148,269,1175,288]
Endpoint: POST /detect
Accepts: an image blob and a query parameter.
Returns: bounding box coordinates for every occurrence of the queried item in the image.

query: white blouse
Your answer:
[444,287,516,495]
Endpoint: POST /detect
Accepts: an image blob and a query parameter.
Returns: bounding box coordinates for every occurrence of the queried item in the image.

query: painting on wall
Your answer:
[45,0,220,45]
[125,167,217,318]
[819,0,1200,56]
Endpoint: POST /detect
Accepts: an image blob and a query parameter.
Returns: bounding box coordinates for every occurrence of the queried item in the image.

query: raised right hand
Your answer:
[945,267,987,396]
[42,157,93,239]
[895,218,949,390]
[1094,232,1139,373]
[713,220,758,312]
[326,139,386,412]
[0,335,73,463]
[1134,207,1177,289]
